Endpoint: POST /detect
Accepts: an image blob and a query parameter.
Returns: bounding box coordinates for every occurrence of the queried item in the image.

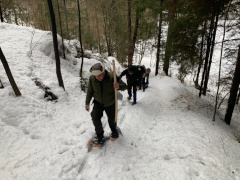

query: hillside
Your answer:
[0,23,240,180]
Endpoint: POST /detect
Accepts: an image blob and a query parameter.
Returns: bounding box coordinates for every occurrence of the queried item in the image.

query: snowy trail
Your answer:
[50,76,238,180]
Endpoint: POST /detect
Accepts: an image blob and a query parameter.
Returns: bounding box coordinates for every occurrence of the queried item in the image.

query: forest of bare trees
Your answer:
[0,0,239,125]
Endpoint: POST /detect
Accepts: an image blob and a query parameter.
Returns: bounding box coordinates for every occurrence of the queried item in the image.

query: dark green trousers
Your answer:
[91,100,117,139]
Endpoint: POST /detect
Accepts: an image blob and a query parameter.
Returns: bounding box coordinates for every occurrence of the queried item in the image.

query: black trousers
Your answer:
[127,83,137,97]
[91,101,117,139]
[140,77,146,90]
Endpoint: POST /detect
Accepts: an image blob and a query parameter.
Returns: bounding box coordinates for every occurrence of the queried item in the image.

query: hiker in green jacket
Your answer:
[85,62,127,146]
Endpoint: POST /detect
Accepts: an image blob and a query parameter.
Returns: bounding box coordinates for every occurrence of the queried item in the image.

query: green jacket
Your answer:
[85,70,127,107]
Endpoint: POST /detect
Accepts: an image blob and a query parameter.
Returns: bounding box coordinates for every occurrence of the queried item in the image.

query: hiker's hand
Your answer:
[136,86,139,90]
[113,82,119,89]
[85,104,90,111]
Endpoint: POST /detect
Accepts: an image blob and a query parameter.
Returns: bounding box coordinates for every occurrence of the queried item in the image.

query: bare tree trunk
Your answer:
[155,0,163,76]
[199,9,215,97]
[132,8,139,59]
[224,46,240,125]
[47,0,65,90]
[63,0,70,40]
[138,41,146,65]
[163,0,177,76]
[57,0,66,59]
[127,0,133,67]
[203,0,224,95]
[0,0,4,22]
[127,1,140,68]
[213,0,231,121]
[102,7,112,56]
[95,1,102,54]
[77,0,84,79]
[13,8,18,25]
[0,47,21,96]
[236,89,240,105]
[203,8,220,95]
[195,21,207,87]
[163,29,171,76]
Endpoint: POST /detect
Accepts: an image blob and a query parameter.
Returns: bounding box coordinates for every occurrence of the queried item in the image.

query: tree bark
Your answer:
[224,46,240,125]
[47,0,65,90]
[102,7,112,56]
[77,0,84,79]
[127,0,133,67]
[57,0,66,59]
[213,0,230,121]
[132,8,139,57]
[236,89,240,105]
[13,8,18,25]
[127,1,140,68]
[155,0,163,76]
[199,6,215,97]
[163,0,177,76]
[0,47,21,96]
[0,0,4,22]
[63,0,70,40]
[195,21,207,87]
[203,1,221,95]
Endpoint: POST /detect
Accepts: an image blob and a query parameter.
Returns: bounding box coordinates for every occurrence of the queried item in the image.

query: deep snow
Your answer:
[0,23,240,180]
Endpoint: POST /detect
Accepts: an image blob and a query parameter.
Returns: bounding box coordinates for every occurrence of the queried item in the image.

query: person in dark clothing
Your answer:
[120,65,145,105]
[141,68,151,90]
[139,65,146,91]
[85,62,127,146]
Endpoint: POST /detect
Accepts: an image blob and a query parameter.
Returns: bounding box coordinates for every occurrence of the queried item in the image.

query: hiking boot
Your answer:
[89,137,103,147]
[132,101,137,105]
[127,96,131,100]
[110,132,119,141]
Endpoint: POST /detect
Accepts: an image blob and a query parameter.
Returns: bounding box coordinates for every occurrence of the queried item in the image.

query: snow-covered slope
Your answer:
[0,23,240,180]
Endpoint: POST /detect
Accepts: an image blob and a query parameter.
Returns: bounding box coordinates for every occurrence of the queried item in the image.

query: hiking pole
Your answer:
[112,60,123,136]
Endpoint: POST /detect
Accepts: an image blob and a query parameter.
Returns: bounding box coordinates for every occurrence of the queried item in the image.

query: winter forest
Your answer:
[0,0,240,180]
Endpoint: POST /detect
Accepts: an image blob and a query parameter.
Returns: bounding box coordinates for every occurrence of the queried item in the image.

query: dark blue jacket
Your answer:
[120,65,145,86]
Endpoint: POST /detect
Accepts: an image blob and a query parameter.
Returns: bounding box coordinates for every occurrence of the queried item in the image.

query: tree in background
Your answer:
[99,0,116,56]
[199,0,231,97]
[194,20,207,88]
[127,0,134,67]
[163,0,177,76]
[171,0,206,82]
[213,0,232,121]
[56,0,66,59]
[62,0,70,40]
[155,0,164,76]
[47,0,65,90]
[202,0,224,95]
[1,0,239,91]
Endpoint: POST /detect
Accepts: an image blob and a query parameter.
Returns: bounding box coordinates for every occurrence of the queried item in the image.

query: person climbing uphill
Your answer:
[85,62,127,146]
[120,65,145,105]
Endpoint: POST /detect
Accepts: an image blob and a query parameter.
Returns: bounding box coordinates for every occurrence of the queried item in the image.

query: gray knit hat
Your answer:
[90,63,105,76]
